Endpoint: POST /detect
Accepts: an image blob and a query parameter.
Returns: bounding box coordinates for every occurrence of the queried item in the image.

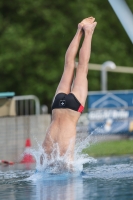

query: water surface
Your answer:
[0,156,133,200]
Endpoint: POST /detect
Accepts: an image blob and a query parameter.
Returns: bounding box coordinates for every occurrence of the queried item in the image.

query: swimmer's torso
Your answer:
[42,109,80,155]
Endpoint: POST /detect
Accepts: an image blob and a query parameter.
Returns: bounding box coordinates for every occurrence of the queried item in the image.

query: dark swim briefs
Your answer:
[51,93,84,113]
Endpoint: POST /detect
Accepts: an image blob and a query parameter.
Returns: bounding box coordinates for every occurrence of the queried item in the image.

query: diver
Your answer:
[42,17,97,162]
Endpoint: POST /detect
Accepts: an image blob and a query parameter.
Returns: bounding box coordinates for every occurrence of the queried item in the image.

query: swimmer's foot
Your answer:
[83,17,97,34]
[78,17,93,31]
[78,22,84,30]
[78,17,95,28]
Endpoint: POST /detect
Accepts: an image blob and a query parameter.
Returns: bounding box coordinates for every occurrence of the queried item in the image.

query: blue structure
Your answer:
[88,90,133,135]
[0,92,15,98]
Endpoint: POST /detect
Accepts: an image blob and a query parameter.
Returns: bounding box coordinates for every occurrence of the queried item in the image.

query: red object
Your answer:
[21,154,35,163]
[21,138,35,163]
[9,161,14,165]
[25,138,31,147]
[1,160,14,165]
[78,105,84,113]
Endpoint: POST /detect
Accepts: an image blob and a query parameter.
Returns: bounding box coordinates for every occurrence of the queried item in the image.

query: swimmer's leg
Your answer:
[72,17,97,106]
[44,21,84,155]
[54,21,84,95]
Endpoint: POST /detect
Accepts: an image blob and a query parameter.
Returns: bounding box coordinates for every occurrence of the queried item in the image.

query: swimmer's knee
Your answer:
[64,60,75,68]
[76,63,88,74]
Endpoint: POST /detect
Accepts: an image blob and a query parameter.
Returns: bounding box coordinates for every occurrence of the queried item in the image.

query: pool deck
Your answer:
[0,114,131,163]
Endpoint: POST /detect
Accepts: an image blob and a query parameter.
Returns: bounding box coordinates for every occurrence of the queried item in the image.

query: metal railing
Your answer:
[13,95,41,115]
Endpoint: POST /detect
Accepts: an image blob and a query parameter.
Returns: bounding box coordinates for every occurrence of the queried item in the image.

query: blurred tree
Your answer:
[0,0,132,111]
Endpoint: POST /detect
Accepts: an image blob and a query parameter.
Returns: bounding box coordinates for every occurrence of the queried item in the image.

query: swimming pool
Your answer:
[0,156,133,200]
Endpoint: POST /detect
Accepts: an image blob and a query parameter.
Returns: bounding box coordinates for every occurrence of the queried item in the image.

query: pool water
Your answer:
[0,156,133,200]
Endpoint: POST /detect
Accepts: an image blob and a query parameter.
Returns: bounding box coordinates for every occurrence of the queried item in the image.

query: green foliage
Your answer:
[83,139,133,157]
[0,0,132,110]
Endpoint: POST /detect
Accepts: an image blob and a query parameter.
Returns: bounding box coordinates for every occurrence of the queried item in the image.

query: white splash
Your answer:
[28,134,97,175]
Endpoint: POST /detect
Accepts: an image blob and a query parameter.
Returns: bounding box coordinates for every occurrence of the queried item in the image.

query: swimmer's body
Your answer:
[42,17,97,160]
